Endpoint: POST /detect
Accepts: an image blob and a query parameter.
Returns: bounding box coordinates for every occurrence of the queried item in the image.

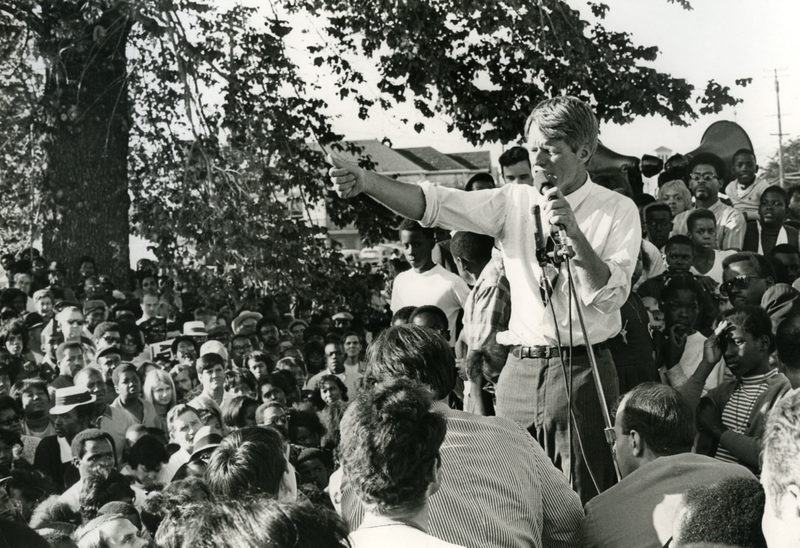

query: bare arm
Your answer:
[328,155,425,220]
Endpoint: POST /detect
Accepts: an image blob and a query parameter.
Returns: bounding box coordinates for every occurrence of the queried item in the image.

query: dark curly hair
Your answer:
[339,378,446,516]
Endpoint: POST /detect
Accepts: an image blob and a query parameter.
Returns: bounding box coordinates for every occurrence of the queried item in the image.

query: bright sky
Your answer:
[276,0,800,169]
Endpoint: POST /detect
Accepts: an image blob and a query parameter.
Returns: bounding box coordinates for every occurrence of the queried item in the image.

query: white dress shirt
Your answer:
[418,179,640,346]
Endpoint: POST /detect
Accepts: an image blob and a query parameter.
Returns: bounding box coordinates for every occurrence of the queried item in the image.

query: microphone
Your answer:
[533,172,573,259]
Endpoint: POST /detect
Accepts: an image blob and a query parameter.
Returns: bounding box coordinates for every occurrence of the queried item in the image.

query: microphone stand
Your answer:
[532,204,621,486]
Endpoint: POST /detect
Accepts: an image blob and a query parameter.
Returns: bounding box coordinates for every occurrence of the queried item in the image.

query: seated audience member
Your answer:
[743,185,799,256]
[671,152,747,251]
[721,252,776,308]
[760,389,800,548]
[155,499,349,548]
[657,276,724,392]
[342,378,461,547]
[679,306,791,472]
[671,477,767,548]
[74,513,147,548]
[643,202,674,251]
[59,429,146,512]
[333,325,583,548]
[726,148,770,222]
[221,395,259,430]
[73,367,137,466]
[17,378,56,439]
[582,383,754,548]
[658,178,692,218]
[34,386,96,491]
[205,426,296,501]
[187,353,225,414]
[776,314,800,389]
[120,435,169,491]
[157,404,203,484]
[687,209,736,286]
[769,243,800,284]
[109,363,166,431]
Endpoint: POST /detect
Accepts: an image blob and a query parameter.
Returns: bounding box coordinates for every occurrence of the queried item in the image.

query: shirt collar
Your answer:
[564,176,593,211]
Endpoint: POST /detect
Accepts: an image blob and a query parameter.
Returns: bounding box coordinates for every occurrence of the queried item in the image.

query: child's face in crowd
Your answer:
[663,289,698,331]
[666,244,694,273]
[689,219,716,251]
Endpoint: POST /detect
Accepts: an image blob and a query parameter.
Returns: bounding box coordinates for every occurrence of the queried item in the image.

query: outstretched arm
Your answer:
[328,155,426,220]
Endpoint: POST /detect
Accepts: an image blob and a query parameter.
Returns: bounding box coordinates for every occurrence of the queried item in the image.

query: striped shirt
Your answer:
[336,402,584,548]
[716,369,778,464]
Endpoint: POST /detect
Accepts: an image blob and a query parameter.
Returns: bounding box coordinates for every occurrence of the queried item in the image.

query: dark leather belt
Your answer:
[511,342,608,360]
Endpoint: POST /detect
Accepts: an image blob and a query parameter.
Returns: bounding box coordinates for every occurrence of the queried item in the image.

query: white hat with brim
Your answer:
[49,386,97,415]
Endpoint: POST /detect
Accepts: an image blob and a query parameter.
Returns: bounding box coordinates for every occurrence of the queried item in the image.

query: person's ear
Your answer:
[425,457,442,499]
[754,163,759,174]
[577,145,591,164]
[630,429,645,458]
[766,276,775,288]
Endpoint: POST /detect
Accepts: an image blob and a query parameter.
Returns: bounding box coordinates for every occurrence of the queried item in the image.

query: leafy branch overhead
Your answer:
[0,0,746,317]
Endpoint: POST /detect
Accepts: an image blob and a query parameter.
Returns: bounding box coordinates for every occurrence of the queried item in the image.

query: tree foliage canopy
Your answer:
[0,0,746,316]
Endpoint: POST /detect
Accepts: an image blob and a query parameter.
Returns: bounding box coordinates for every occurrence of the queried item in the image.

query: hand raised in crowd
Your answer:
[541,185,580,239]
[695,275,718,295]
[702,320,731,365]
[327,154,366,199]
[663,324,690,369]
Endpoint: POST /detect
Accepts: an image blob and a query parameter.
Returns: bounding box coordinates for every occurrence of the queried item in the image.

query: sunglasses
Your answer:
[719,275,764,297]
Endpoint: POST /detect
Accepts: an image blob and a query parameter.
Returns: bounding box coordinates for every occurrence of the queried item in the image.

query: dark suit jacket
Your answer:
[32,435,79,493]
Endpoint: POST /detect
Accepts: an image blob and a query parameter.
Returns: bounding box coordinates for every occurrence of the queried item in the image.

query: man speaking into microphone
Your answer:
[328,96,640,503]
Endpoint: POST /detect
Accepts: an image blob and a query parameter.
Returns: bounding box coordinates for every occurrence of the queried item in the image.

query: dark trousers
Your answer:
[495,346,619,505]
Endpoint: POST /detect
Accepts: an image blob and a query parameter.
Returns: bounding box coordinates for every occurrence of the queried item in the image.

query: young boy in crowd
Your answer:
[725,148,770,221]
[688,209,736,286]
[679,306,791,473]
[743,185,799,256]
[390,219,469,346]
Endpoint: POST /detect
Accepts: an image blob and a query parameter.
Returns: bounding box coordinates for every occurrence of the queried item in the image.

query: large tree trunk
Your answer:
[39,5,132,288]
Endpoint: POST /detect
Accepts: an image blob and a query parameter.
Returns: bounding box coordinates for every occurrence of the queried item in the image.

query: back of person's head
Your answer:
[688,152,726,181]
[617,383,695,456]
[365,324,456,400]
[498,146,530,168]
[721,305,776,353]
[673,477,767,548]
[777,314,800,370]
[464,172,495,191]
[666,235,694,254]
[686,208,717,232]
[128,434,169,471]
[722,252,777,280]
[140,478,213,536]
[761,389,800,523]
[525,95,599,157]
[205,426,286,499]
[397,218,435,241]
[154,498,349,548]
[340,378,446,517]
[449,231,495,264]
[390,306,416,326]
[29,495,82,529]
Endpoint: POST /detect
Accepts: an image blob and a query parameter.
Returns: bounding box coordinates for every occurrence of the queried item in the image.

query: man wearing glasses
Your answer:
[720,252,775,308]
[671,153,747,251]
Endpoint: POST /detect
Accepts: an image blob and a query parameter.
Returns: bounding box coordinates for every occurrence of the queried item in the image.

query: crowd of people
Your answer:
[0,95,797,547]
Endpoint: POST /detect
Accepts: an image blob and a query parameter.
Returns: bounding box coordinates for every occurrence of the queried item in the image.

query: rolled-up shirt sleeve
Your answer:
[419,182,508,238]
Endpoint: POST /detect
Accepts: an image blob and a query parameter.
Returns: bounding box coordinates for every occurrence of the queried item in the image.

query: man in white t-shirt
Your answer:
[390,219,470,346]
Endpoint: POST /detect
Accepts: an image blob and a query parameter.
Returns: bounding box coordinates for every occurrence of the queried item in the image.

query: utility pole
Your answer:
[774,69,785,188]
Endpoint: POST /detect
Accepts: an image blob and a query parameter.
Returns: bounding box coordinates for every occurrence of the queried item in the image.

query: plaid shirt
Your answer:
[463,257,511,353]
